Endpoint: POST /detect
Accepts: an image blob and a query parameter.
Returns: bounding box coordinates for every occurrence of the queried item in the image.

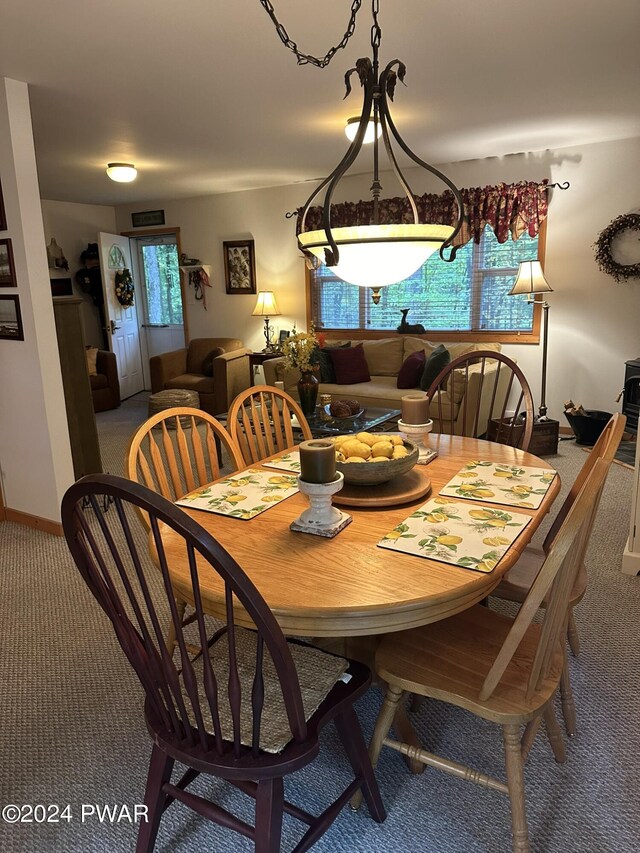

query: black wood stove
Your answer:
[622,359,640,433]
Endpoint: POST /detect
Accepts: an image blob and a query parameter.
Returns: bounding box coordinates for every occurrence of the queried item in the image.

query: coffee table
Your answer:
[302,405,401,437]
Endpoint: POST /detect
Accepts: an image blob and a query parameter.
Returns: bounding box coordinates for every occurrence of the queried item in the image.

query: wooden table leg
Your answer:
[393,702,426,775]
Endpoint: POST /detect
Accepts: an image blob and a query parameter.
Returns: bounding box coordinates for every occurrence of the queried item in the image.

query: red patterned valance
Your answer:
[296,180,549,246]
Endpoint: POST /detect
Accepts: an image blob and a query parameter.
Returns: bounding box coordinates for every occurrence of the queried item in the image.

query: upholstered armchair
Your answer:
[90,350,121,412]
[149,337,251,415]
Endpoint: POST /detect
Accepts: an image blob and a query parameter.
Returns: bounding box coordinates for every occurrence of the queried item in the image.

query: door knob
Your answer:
[109,320,121,334]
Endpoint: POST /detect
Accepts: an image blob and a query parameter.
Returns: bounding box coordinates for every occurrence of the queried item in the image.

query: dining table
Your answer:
[160,433,561,653]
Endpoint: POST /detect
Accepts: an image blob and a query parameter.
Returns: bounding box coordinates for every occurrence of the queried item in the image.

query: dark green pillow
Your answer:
[313,343,351,383]
[420,344,450,391]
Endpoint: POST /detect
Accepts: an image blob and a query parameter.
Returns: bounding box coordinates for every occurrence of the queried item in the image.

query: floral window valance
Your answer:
[296,179,549,247]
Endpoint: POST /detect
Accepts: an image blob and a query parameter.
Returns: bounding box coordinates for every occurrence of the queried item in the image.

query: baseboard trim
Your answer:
[4,508,64,537]
[559,426,573,435]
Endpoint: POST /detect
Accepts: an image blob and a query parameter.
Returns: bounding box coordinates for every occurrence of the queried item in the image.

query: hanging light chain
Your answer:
[258,0,364,68]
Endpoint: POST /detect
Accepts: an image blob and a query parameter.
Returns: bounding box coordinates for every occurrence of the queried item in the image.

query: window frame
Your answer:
[305,220,546,345]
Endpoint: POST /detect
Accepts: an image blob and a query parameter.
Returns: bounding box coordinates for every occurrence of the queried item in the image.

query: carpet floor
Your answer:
[1,393,638,852]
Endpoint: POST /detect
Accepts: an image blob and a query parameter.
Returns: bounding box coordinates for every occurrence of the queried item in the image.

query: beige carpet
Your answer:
[0,394,638,852]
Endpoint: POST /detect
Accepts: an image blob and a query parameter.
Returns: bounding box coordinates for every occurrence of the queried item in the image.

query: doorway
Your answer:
[132,233,185,388]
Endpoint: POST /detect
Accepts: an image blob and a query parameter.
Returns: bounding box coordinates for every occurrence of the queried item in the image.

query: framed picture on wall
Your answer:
[223,239,257,294]
[0,177,6,231]
[0,295,24,340]
[0,238,16,286]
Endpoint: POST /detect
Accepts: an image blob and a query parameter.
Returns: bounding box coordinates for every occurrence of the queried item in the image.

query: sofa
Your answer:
[262,336,510,437]
[150,337,252,416]
[90,349,121,413]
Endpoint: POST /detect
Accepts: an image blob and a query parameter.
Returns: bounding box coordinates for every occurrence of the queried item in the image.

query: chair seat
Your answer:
[493,545,587,607]
[165,374,215,394]
[187,629,348,754]
[376,604,563,724]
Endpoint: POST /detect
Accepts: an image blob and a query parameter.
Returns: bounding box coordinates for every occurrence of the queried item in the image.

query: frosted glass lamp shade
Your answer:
[345,117,382,144]
[509,260,553,296]
[106,163,137,183]
[252,291,281,316]
[299,223,454,288]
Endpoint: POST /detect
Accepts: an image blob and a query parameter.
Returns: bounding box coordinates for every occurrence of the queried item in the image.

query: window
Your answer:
[140,242,183,326]
[308,224,541,342]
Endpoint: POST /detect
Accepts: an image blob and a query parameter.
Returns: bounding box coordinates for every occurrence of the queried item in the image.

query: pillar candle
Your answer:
[299,439,336,484]
[401,393,429,425]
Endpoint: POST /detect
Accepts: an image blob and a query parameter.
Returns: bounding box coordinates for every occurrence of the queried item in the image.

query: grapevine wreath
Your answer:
[593,212,640,282]
[114,268,135,306]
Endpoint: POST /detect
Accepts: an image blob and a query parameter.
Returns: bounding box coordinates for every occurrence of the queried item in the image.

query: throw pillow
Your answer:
[202,347,224,377]
[420,344,450,391]
[329,343,371,385]
[85,346,99,376]
[397,349,426,389]
[314,343,351,383]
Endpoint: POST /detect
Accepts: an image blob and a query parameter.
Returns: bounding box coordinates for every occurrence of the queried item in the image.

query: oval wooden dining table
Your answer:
[160,433,560,644]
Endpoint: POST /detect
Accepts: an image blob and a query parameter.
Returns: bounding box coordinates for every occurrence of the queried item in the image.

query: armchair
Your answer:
[90,350,121,412]
[149,337,251,415]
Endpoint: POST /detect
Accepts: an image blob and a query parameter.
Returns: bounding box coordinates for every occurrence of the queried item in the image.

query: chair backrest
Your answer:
[479,458,609,703]
[426,351,535,450]
[61,474,309,760]
[186,338,243,374]
[542,412,626,552]
[126,408,245,530]
[228,385,313,465]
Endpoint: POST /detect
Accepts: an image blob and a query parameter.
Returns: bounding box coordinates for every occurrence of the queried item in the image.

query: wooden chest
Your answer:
[527,418,560,456]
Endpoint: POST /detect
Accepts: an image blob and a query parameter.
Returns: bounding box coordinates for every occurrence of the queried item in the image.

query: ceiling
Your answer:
[1,0,639,207]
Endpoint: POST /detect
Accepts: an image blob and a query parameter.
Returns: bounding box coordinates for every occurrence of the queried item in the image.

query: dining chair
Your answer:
[353,458,609,853]
[126,407,245,655]
[491,411,626,735]
[425,351,535,450]
[62,474,385,853]
[228,385,312,466]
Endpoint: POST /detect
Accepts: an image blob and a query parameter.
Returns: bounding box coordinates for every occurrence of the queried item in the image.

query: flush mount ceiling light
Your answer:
[260,0,463,303]
[106,163,138,183]
[344,116,382,144]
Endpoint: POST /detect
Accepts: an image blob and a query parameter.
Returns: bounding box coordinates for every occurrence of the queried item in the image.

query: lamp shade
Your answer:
[298,223,454,288]
[509,260,553,296]
[106,163,137,183]
[345,116,382,144]
[252,291,281,316]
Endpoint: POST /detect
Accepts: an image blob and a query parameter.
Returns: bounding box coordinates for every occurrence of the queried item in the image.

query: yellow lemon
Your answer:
[436,535,463,546]
[356,432,378,447]
[335,451,346,462]
[371,441,393,458]
[226,494,247,504]
[493,471,513,478]
[486,519,508,529]
[262,495,282,502]
[385,530,403,540]
[390,434,405,446]
[471,488,495,498]
[476,559,498,572]
[458,472,477,478]
[425,511,449,523]
[345,456,367,463]
[392,446,409,459]
[482,536,511,546]
[458,483,477,492]
[434,497,452,505]
[511,485,532,495]
[469,509,493,520]
[268,475,291,485]
[371,456,389,462]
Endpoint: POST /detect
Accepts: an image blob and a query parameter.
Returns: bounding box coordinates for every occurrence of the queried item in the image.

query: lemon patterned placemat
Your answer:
[176,469,299,520]
[378,497,531,573]
[261,451,301,474]
[439,460,557,509]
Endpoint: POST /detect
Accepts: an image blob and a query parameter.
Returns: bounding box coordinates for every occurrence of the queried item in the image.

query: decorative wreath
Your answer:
[593,213,640,282]
[114,268,135,306]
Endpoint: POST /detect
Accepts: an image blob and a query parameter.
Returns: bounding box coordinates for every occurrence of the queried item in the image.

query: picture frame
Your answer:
[131,209,165,228]
[223,239,257,294]
[0,177,6,231]
[278,329,290,345]
[0,295,24,340]
[0,238,16,286]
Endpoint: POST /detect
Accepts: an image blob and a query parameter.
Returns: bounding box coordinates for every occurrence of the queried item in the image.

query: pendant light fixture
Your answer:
[260,0,464,304]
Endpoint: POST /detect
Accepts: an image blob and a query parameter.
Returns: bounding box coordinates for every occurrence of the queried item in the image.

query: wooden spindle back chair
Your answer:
[360,459,609,853]
[228,385,312,466]
[62,474,385,853]
[426,351,535,450]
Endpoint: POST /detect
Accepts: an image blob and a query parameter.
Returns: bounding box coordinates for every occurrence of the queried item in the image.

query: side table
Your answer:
[249,350,282,385]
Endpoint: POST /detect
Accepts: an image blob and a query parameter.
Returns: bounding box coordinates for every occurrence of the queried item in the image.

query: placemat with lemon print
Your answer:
[261,451,301,473]
[176,469,299,520]
[378,497,531,573]
[439,460,557,509]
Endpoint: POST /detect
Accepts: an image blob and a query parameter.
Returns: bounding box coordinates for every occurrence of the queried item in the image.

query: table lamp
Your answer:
[509,260,553,420]
[252,291,281,352]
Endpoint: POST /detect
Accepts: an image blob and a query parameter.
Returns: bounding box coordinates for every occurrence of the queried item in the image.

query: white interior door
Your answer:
[98,232,144,399]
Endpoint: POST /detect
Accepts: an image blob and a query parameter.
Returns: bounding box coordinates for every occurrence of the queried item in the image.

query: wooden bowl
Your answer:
[336,440,418,485]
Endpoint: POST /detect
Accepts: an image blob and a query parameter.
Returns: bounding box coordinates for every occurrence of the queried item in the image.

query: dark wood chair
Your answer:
[61,474,385,853]
[352,458,609,853]
[426,351,535,450]
[228,385,313,466]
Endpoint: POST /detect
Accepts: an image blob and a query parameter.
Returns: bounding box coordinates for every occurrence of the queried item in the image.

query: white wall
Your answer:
[115,136,640,422]
[41,200,117,348]
[0,78,74,523]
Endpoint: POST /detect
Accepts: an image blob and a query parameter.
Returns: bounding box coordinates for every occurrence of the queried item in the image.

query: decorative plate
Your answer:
[324,404,365,420]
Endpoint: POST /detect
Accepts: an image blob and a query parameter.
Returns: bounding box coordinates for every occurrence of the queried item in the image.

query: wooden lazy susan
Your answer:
[332,468,431,507]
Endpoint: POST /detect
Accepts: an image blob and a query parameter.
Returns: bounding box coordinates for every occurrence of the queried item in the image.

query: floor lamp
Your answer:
[509,260,553,420]
[252,291,281,352]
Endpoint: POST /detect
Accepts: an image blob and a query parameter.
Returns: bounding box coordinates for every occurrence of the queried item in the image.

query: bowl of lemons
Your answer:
[332,432,419,485]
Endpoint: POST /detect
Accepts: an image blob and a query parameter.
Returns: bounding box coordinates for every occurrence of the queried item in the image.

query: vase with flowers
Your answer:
[281,328,319,416]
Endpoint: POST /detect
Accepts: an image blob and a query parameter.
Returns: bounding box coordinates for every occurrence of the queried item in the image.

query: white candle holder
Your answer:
[398,418,437,465]
[290,472,352,538]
